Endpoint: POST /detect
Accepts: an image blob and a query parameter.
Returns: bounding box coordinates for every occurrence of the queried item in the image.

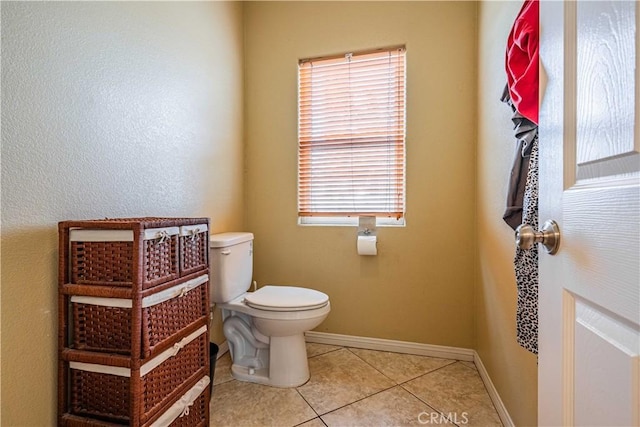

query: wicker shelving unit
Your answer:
[57,217,210,426]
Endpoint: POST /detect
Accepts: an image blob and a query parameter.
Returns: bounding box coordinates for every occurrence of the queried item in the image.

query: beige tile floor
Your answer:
[210,343,503,427]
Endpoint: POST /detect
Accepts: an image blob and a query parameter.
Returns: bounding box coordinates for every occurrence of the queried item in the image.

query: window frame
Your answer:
[297,46,407,227]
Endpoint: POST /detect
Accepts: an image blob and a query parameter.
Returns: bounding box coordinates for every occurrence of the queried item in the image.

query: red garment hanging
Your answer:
[506,0,539,125]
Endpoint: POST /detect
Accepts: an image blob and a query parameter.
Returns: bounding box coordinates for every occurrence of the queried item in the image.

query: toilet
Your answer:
[210,232,330,388]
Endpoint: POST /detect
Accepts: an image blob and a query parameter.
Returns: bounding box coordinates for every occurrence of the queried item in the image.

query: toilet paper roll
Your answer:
[357,235,377,256]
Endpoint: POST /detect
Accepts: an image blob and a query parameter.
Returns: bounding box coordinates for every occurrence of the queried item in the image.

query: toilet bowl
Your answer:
[219,287,330,387]
[210,232,330,387]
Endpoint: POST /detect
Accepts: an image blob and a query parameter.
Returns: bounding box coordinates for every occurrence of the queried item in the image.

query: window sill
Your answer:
[298,216,405,227]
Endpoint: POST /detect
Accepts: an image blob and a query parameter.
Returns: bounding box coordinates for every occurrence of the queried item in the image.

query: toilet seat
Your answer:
[244,286,329,312]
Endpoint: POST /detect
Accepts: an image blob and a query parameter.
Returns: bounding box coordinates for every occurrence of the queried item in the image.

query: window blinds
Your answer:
[298,47,406,219]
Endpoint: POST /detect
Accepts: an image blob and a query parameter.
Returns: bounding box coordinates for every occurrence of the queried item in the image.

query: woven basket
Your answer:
[68,327,208,425]
[60,217,209,290]
[61,393,208,427]
[72,304,132,355]
[178,224,209,277]
[71,275,209,357]
[167,388,208,427]
[70,230,178,289]
[145,375,210,427]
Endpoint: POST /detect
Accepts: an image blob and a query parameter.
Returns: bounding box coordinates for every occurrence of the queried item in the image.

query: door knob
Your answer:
[515,220,561,255]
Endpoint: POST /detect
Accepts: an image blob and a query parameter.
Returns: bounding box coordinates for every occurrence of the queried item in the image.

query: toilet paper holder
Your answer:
[357,216,378,256]
[358,216,377,237]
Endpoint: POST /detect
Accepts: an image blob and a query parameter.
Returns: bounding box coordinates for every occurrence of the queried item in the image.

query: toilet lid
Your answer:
[244,286,329,311]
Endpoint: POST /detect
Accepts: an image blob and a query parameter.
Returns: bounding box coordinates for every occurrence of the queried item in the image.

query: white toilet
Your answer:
[210,232,330,388]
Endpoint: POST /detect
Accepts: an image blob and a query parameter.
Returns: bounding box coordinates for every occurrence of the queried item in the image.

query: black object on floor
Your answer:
[210,342,219,395]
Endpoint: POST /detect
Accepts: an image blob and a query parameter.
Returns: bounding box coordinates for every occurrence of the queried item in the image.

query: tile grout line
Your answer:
[342,347,468,426]
[314,384,401,420]
[343,346,482,426]
[346,345,459,390]
[292,345,348,427]
[397,361,472,427]
[294,386,322,425]
[345,346,399,384]
[306,346,343,360]
[457,356,505,424]
[468,363,504,424]
[297,346,401,423]
[401,360,505,427]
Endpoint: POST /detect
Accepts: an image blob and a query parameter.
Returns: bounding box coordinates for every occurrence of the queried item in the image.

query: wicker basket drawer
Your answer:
[61,377,209,427]
[149,376,210,427]
[68,326,208,425]
[178,224,209,277]
[70,227,179,289]
[71,275,208,357]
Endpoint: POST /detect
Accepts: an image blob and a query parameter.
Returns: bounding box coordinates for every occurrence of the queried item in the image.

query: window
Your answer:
[297,46,406,226]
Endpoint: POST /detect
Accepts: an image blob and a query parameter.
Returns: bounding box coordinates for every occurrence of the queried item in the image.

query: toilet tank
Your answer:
[209,232,254,304]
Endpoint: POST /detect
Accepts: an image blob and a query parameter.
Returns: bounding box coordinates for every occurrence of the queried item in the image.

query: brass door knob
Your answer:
[515,220,561,255]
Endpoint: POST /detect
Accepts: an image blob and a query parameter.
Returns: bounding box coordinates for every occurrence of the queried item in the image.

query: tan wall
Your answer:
[0,2,244,424]
[243,2,477,347]
[476,2,538,425]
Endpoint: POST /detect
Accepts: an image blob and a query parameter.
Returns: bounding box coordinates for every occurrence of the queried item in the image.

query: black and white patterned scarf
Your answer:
[514,134,539,354]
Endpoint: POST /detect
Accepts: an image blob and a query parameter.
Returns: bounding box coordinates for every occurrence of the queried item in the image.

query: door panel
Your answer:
[570,294,640,426]
[539,1,640,425]
[563,186,640,323]
[576,1,637,172]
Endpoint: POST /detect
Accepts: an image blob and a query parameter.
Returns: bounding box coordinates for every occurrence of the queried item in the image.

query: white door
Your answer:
[538,1,640,426]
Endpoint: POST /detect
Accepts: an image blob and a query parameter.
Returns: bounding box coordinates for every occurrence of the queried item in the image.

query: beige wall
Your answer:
[243,2,477,347]
[476,2,538,426]
[0,2,243,424]
[1,2,540,425]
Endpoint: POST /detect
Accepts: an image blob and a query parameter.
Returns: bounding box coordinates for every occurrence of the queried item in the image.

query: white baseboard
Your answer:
[305,331,513,427]
[305,331,474,361]
[473,351,515,427]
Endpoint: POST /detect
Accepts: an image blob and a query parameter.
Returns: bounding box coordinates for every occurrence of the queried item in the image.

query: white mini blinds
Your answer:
[298,47,406,222]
